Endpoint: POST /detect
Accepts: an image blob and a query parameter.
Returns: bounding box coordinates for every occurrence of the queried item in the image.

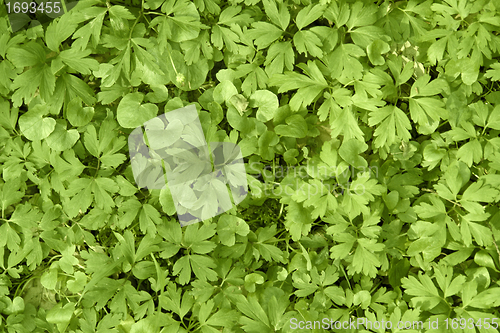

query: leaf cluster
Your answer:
[1,0,500,332]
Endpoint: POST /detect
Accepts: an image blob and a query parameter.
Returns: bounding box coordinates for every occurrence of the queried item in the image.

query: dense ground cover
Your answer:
[1,0,500,332]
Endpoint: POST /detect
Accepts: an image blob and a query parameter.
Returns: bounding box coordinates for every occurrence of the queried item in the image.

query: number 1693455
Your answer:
[6,1,61,14]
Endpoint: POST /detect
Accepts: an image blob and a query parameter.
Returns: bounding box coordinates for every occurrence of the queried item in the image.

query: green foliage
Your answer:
[1,0,500,332]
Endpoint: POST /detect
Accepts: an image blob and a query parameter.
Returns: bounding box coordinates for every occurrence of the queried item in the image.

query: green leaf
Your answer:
[40,268,58,290]
[461,179,498,203]
[258,130,279,160]
[269,60,328,111]
[274,114,308,138]
[368,105,412,148]
[79,208,109,230]
[292,179,337,220]
[262,0,290,30]
[249,90,279,122]
[409,97,447,133]
[19,105,56,141]
[217,214,250,246]
[338,138,368,168]
[486,105,500,130]
[367,39,390,66]
[247,22,283,50]
[63,178,93,218]
[68,272,87,293]
[295,4,326,30]
[67,97,94,127]
[401,272,443,311]
[485,63,500,81]
[213,80,238,105]
[45,14,78,52]
[8,13,31,33]
[130,317,158,333]
[264,41,295,77]
[460,213,493,247]
[342,171,385,219]
[139,204,161,236]
[244,273,264,292]
[445,58,479,86]
[45,122,80,151]
[146,85,169,104]
[108,5,136,31]
[59,48,99,75]
[72,7,107,49]
[349,238,384,278]
[433,263,466,298]
[183,223,217,252]
[293,30,323,58]
[6,42,46,68]
[326,43,365,80]
[350,25,385,49]
[92,177,119,212]
[117,92,158,128]
[190,254,218,282]
[132,39,167,86]
[160,186,177,215]
[59,245,80,274]
[217,5,252,26]
[320,99,364,141]
[458,141,484,167]
[11,62,56,106]
[231,293,270,331]
[206,307,238,328]
[411,75,447,98]
[46,302,75,333]
[229,94,249,116]
[161,48,209,90]
[346,1,377,29]
[62,73,97,106]
[114,230,136,266]
[467,288,500,309]
[157,0,204,43]
[474,250,498,272]
[426,32,449,65]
